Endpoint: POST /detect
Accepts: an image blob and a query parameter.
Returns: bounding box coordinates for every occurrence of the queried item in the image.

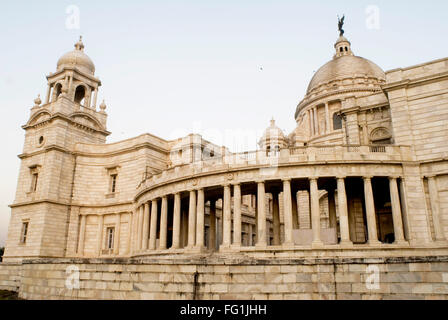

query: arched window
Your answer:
[74,85,86,105]
[333,113,343,130]
[340,47,343,52]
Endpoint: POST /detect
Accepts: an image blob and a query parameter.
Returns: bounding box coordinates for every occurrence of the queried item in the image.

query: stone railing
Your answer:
[136,145,413,194]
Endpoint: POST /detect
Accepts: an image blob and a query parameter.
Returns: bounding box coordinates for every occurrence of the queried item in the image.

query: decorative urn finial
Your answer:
[99,99,107,112]
[34,94,42,107]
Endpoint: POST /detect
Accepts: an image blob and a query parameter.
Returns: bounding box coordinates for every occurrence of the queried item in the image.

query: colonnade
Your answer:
[130,175,408,254]
[308,102,331,136]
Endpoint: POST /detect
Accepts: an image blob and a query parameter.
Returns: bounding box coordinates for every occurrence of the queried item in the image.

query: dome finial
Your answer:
[270,117,276,127]
[74,36,85,51]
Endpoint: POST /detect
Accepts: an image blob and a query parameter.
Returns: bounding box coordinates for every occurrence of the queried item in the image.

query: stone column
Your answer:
[272,192,281,245]
[114,213,121,255]
[45,85,51,104]
[256,181,267,246]
[222,184,232,248]
[187,190,197,248]
[364,177,380,245]
[159,196,168,250]
[68,75,73,96]
[137,205,144,251]
[309,109,314,136]
[172,193,181,249]
[282,179,294,246]
[77,214,86,256]
[427,176,446,242]
[149,200,159,250]
[209,200,216,251]
[313,107,319,135]
[195,189,205,249]
[310,177,323,247]
[233,184,242,247]
[292,191,299,229]
[389,177,407,244]
[96,214,104,256]
[337,177,353,247]
[248,224,253,246]
[328,189,337,229]
[92,88,98,109]
[126,212,133,254]
[142,202,150,250]
[325,102,330,134]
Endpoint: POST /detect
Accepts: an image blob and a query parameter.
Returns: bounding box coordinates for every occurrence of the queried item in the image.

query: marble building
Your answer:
[1,27,448,300]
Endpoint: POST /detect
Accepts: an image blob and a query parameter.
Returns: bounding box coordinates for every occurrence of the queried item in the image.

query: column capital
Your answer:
[363,176,373,180]
[222,183,231,188]
[255,180,265,184]
[309,176,319,181]
[282,178,292,183]
[426,175,437,179]
[388,176,401,180]
[336,176,346,180]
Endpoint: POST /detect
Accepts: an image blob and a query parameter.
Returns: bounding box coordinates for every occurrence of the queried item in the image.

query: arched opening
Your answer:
[333,113,343,130]
[340,47,343,53]
[53,83,62,101]
[345,47,348,51]
[74,85,86,105]
[266,146,271,157]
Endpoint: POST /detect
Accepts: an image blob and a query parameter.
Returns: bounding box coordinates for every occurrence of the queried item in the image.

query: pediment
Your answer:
[70,113,104,131]
[27,111,52,127]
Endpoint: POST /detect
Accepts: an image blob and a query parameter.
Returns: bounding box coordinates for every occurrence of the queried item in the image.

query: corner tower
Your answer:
[3,37,110,262]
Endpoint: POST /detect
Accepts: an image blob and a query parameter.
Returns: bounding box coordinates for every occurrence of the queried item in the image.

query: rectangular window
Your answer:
[20,222,29,244]
[31,173,39,192]
[110,174,117,193]
[106,227,115,249]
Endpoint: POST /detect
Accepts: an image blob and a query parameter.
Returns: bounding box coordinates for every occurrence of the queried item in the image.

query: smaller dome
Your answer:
[262,119,286,140]
[57,36,95,75]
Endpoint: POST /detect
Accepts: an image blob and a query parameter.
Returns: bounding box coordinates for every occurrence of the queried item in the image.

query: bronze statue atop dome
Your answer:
[338,15,345,36]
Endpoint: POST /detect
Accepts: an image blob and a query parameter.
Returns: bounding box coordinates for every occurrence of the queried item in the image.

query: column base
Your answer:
[393,240,409,246]
[219,245,232,253]
[339,240,354,248]
[311,240,324,249]
[190,246,207,253]
[255,242,268,249]
[367,240,382,247]
[282,242,295,249]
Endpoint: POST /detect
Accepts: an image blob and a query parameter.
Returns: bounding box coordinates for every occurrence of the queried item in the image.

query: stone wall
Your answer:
[1,256,447,300]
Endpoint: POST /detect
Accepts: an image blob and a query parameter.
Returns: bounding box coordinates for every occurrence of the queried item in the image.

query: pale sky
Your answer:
[0,0,447,247]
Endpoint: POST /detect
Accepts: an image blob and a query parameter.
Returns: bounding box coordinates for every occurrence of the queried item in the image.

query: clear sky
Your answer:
[0,0,447,247]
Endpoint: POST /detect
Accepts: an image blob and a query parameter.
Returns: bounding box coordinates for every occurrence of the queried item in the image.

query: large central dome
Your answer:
[304,35,385,98]
[307,55,385,95]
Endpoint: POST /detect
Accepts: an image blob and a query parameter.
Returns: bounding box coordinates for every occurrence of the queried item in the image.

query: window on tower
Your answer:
[20,221,29,244]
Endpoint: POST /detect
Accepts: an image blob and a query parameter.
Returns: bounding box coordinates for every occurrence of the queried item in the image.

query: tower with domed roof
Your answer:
[5,37,110,261]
